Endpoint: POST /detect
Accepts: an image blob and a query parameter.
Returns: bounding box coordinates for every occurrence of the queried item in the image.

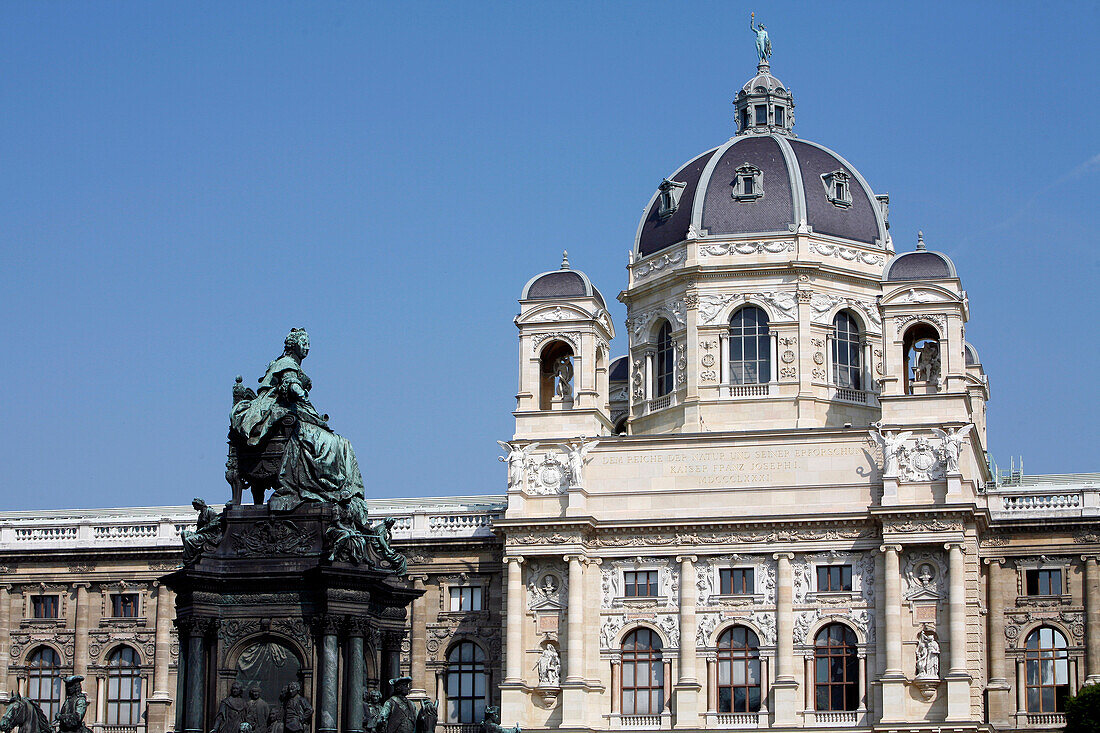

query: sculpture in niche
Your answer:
[536,643,561,687]
[868,428,913,478]
[182,498,226,565]
[210,682,248,733]
[558,437,598,487]
[913,340,940,384]
[915,625,940,678]
[750,13,771,62]
[0,692,52,733]
[281,682,312,733]
[368,518,407,575]
[498,442,540,488]
[414,699,437,733]
[245,685,271,733]
[376,677,431,733]
[480,707,521,733]
[228,328,365,511]
[931,425,974,474]
[554,357,574,399]
[55,676,93,733]
[267,710,284,733]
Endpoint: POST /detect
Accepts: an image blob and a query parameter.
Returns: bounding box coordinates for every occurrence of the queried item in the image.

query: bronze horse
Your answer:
[0,693,52,733]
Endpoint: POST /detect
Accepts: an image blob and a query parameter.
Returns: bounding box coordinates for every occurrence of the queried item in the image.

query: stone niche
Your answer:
[163,503,422,733]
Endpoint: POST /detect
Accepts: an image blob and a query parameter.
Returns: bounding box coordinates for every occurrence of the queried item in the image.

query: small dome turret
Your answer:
[521,251,606,307]
[884,232,958,281]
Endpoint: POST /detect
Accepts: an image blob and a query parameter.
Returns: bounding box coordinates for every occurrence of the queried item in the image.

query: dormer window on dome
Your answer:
[657,178,686,220]
[822,170,853,209]
[731,163,763,201]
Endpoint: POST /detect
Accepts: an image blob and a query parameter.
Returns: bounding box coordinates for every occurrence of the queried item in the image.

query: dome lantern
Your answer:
[735,24,794,138]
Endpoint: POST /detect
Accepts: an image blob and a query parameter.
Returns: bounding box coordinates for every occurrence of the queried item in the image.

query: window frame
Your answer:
[1025,568,1063,597]
[1024,626,1070,713]
[445,641,488,724]
[719,568,755,596]
[623,570,661,598]
[31,594,60,620]
[654,322,675,398]
[26,646,63,719]
[111,593,141,619]
[716,626,761,714]
[106,646,143,726]
[621,628,664,716]
[831,311,862,390]
[731,164,764,202]
[813,624,859,712]
[816,565,853,593]
[821,170,853,209]
[448,585,484,612]
[728,306,771,385]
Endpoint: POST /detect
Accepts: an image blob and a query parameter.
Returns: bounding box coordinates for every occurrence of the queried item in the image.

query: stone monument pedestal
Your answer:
[164,503,422,733]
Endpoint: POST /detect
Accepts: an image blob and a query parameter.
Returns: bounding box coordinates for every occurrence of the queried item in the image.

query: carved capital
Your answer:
[944,542,965,553]
[675,555,698,564]
[879,544,902,554]
[506,555,525,566]
[772,552,794,561]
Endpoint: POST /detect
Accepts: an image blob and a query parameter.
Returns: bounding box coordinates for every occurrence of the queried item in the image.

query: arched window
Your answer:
[1025,627,1069,713]
[717,626,761,713]
[729,307,770,385]
[832,311,861,390]
[814,624,858,712]
[445,641,487,724]
[106,646,143,725]
[539,341,574,410]
[654,321,674,398]
[621,628,664,715]
[902,323,940,394]
[26,646,62,719]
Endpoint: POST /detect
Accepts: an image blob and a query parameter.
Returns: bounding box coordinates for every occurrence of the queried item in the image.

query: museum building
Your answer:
[1,52,1099,733]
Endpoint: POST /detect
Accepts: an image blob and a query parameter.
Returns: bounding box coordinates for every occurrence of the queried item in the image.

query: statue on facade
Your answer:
[230,328,365,511]
[553,356,573,399]
[181,498,225,564]
[210,682,248,733]
[868,428,913,478]
[480,707,521,733]
[362,690,383,733]
[0,692,51,733]
[326,496,373,564]
[931,424,974,474]
[367,517,407,575]
[245,684,270,733]
[55,677,92,733]
[913,340,940,384]
[915,625,940,678]
[267,709,284,733]
[376,678,417,733]
[750,13,771,62]
[536,644,560,687]
[282,683,313,733]
[498,442,540,488]
[557,437,598,487]
[414,698,437,733]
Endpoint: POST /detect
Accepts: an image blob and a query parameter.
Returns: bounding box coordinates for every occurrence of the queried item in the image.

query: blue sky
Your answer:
[1,1,1097,510]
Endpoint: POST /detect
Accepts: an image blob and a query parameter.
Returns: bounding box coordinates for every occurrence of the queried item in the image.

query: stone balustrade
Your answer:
[987,476,1100,520]
[0,496,504,551]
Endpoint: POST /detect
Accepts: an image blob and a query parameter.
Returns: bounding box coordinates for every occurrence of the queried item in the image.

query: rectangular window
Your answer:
[755,105,767,125]
[743,176,754,195]
[31,595,59,619]
[448,586,483,612]
[111,594,139,618]
[623,570,660,597]
[720,568,754,595]
[741,108,749,131]
[816,565,853,592]
[774,106,785,127]
[1025,569,1062,596]
[835,182,846,200]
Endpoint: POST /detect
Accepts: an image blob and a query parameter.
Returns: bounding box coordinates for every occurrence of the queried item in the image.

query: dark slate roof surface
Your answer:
[701,135,793,236]
[787,139,879,244]
[638,149,717,257]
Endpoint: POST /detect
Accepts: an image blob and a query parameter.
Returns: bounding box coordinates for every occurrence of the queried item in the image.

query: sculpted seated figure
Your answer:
[231,328,365,511]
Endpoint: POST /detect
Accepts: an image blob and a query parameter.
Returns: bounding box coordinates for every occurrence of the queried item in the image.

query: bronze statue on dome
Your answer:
[750,13,771,63]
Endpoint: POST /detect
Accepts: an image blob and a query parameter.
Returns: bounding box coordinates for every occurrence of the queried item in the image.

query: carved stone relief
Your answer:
[626,300,687,346]
[526,559,567,610]
[807,241,885,266]
[794,608,874,645]
[699,240,794,257]
[895,314,946,339]
[903,551,947,600]
[634,247,686,280]
[697,291,797,325]
[809,293,882,328]
[531,331,581,354]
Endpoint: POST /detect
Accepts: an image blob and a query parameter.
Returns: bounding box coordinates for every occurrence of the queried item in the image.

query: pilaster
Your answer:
[673,555,700,728]
[73,583,91,677]
[985,558,1012,727]
[944,543,972,721]
[771,552,798,725]
[1084,556,1100,684]
[501,555,527,723]
[879,545,906,722]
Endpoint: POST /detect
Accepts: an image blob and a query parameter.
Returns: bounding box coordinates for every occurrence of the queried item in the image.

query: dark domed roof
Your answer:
[964,342,980,366]
[883,233,957,281]
[609,356,628,381]
[636,134,887,257]
[521,253,606,307]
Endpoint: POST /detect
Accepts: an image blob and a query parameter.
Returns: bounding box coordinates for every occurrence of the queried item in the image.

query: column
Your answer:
[184,623,205,733]
[174,623,188,733]
[1084,557,1100,684]
[561,555,587,727]
[1015,658,1026,713]
[674,555,700,728]
[857,653,867,713]
[986,559,1012,725]
[318,621,339,733]
[945,543,971,721]
[147,583,174,733]
[501,556,526,725]
[879,545,905,722]
[435,672,446,717]
[96,676,107,724]
[409,576,428,696]
[803,656,813,712]
[771,553,798,726]
[347,629,366,733]
[757,657,769,724]
[74,583,90,677]
[504,557,525,683]
[0,585,11,702]
[705,658,716,714]
[610,661,620,714]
